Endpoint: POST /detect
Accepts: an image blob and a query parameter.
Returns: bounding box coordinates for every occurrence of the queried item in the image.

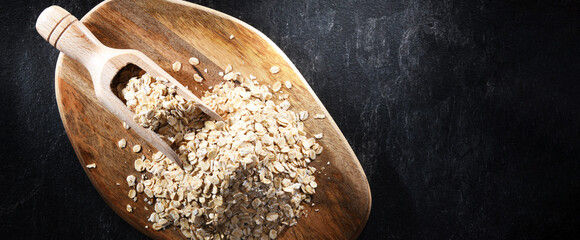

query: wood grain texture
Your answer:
[54,0,371,239]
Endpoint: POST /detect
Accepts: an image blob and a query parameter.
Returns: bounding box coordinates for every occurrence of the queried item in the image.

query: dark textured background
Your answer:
[1,0,579,239]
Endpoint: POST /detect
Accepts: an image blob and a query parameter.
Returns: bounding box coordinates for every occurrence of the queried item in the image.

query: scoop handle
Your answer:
[35,6,184,167]
[36,6,109,69]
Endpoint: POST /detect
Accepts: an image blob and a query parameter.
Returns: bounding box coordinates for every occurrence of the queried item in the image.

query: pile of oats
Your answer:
[121,73,208,148]
[120,65,321,240]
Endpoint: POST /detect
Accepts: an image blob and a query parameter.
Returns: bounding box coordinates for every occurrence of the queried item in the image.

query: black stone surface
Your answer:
[1,0,579,239]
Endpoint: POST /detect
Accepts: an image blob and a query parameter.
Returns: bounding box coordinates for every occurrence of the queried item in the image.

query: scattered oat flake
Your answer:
[218,71,224,76]
[314,114,326,119]
[127,175,136,187]
[270,66,280,74]
[225,64,233,74]
[272,82,282,92]
[193,74,203,83]
[132,144,142,153]
[118,139,127,149]
[128,189,137,198]
[229,34,235,39]
[299,111,309,121]
[188,57,200,65]
[314,133,323,139]
[86,163,96,169]
[327,161,330,165]
[249,74,256,80]
[123,122,130,129]
[134,158,145,172]
[126,204,133,213]
[172,61,182,72]
[285,81,292,89]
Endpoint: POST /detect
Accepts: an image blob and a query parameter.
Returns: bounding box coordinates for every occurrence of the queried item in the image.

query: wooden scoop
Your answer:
[36,6,223,168]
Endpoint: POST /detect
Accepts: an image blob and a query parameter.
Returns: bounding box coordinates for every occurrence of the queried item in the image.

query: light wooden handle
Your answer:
[36,6,221,169]
[36,6,108,68]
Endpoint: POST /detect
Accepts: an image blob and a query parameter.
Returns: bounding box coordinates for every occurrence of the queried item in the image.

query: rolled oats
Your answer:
[172,61,182,72]
[128,189,137,198]
[272,82,282,92]
[194,74,204,83]
[189,57,200,65]
[270,66,280,74]
[132,145,142,153]
[118,139,127,149]
[299,111,309,121]
[269,229,278,239]
[314,114,326,119]
[120,65,322,239]
[223,72,236,81]
[126,175,136,187]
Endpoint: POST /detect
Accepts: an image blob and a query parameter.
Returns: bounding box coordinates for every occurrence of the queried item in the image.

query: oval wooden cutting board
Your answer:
[54,0,371,239]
